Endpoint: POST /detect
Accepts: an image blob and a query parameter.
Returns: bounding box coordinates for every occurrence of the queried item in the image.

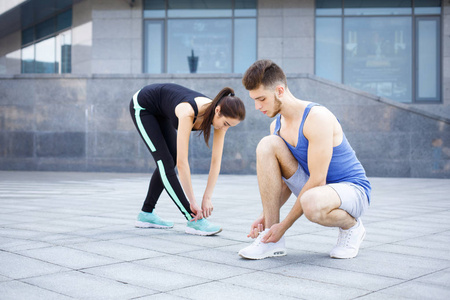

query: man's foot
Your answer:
[185,219,222,236]
[238,229,287,260]
[330,219,366,259]
[135,211,174,229]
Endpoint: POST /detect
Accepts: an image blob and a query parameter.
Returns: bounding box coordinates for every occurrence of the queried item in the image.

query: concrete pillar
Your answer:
[257,0,315,74]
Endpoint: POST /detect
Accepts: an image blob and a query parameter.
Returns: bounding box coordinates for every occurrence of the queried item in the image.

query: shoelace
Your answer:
[336,229,352,248]
[251,232,266,247]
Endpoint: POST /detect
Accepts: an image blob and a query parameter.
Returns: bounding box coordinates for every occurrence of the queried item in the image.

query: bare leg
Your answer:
[300,185,356,229]
[256,135,298,228]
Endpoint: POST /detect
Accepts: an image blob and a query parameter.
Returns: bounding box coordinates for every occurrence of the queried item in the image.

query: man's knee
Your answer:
[300,189,325,223]
[256,135,284,158]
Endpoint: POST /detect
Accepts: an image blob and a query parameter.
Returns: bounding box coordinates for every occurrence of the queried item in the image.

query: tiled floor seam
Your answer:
[15,279,76,299]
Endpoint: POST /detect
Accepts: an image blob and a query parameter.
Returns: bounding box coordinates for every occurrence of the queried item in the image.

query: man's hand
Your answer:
[190,202,203,221]
[261,223,286,243]
[247,215,265,238]
[201,196,213,218]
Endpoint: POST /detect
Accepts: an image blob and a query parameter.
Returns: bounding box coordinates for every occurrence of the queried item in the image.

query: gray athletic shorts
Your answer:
[282,163,369,219]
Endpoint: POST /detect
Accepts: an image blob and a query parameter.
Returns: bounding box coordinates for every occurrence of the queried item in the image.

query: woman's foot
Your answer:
[135,211,174,229]
[185,219,222,236]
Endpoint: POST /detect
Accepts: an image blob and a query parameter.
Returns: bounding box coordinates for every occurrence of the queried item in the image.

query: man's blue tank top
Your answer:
[274,103,371,202]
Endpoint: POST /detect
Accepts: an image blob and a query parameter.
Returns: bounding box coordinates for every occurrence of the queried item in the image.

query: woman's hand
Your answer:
[190,202,203,221]
[247,214,265,239]
[201,196,214,218]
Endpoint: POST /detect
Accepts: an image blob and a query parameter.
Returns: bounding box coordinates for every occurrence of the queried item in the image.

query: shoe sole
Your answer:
[135,221,173,229]
[185,227,222,236]
[330,230,366,259]
[239,248,287,260]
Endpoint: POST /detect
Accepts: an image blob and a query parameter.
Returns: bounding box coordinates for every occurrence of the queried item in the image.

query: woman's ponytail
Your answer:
[198,87,245,146]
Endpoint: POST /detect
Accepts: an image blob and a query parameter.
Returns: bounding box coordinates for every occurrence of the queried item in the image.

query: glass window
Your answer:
[21,9,72,74]
[344,17,412,102]
[315,17,342,82]
[35,37,56,73]
[316,0,342,16]
[344,0,412,16]
[168,0,232,18]
[57,9,72,32]
[144,21,164,73]
[144,0,256,74]
[416,18,440,101]
[56,31,71,73]
[36,18,56,40]
[315,0,442,103]
[415,0,441,15]
[234,18,256,73]
[21,44,35,73]
[22,27,34,45]
[235,0,257,17]
[168,19,232,73]
[144,0,165,18]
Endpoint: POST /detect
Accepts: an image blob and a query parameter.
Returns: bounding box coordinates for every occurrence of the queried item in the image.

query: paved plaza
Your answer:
[0,171,449,299]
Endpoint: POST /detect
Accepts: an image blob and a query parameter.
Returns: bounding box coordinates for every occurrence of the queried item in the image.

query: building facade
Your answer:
[0,0,449,178]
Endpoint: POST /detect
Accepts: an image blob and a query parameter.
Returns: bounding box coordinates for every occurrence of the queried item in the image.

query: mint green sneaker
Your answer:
[135,211,174,229]
[185,219,222,236]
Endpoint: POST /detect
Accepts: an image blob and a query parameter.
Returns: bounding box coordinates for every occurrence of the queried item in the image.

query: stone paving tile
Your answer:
[23,271,156,299]
[379,281,450,299]
[415,268,450,287]
[83,262,210,292]
[305,251,450,280]
[169,281,302,300]
[0,251,69,279]
[139,254,254,280]
[267,262,404,291]
[112,235,207,254]
[1,171,450,299]
[0,280,73,300]
[16,245,119,269]
[135,293,189,300]
[221,271,371,299]
[67,240,164,261]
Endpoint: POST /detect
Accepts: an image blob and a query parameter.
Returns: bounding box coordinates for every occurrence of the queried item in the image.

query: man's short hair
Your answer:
[242,59,287,91]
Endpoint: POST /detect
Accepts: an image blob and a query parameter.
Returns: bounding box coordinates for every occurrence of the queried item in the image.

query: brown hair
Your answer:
[242,59,287,90]
[198,87,246,146]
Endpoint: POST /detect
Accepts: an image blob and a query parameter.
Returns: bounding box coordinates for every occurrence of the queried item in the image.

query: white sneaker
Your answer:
[330,219,366,259]
[238,229,287,260]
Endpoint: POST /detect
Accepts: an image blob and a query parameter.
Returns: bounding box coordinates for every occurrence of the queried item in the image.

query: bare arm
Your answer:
[202,128,226,218]
[175,103,202,220]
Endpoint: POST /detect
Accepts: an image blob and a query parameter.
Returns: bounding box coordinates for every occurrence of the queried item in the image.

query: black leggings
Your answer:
[129,97,193,221]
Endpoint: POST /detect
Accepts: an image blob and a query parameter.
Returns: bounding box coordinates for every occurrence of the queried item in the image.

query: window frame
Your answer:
[143,0,257,74]
[314,0,443,104]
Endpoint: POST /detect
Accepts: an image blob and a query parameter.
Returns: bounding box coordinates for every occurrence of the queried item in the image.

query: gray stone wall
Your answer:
[1,74,449,178]
[258,0,315,74]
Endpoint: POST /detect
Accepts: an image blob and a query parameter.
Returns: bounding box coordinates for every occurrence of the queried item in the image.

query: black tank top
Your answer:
[137,83,206,130]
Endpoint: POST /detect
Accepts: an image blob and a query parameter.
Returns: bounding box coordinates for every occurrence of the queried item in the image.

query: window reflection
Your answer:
[235,0,257,17]
[417,18,439,100]
[316,18,342,82]
[168,19,232,73]
[21,45,34,73]
[145,21,164,73]
[234,18,256,73]
[168,0,232,18]
[344,17,412,102]
[315,0,441,103]
[35,37,56,73]
[344,0,412,15]
[57,31,71,73]
[144,0,256,74]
